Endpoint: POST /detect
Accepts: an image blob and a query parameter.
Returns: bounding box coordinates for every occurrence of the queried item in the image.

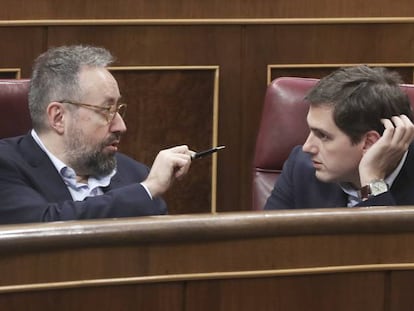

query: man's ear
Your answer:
[362,130,381,151]
[46,102,66,134]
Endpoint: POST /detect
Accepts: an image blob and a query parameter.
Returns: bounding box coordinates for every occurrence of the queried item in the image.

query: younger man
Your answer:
[265,65,414,210]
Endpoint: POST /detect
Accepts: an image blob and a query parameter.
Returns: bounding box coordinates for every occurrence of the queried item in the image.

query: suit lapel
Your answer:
[390,143,414,202]
[321,184,349,208]
[19,134,73,202]
[102,173,122,192]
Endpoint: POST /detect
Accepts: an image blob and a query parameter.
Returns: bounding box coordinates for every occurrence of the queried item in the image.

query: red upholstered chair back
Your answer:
[252,77,414,210]
[0,79,32,138]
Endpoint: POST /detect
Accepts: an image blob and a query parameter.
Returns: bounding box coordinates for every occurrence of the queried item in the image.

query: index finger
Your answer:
[167,145,191,154]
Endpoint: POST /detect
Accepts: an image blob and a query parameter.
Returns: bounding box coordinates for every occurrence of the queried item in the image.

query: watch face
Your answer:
[371,180,388,196]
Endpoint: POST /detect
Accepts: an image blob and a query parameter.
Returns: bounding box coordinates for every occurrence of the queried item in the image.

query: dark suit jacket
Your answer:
[0,134,167,224]
[264,145,414,210]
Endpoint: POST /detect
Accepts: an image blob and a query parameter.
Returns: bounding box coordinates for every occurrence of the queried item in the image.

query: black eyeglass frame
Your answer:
[59,100,127,124]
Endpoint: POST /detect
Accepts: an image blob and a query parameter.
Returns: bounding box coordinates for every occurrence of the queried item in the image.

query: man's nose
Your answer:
[110,112,127,133]
[302,133,316,154]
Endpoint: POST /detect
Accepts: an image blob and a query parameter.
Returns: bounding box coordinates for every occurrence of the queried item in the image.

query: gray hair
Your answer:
[28,45,114,132]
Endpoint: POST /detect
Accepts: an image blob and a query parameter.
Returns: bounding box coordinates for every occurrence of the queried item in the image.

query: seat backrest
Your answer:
[252,77,414,210]
[0,79,32,138]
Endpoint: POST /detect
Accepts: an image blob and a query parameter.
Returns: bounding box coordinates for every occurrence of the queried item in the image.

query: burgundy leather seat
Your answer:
[0,79,31,138]
[252,77,414,210]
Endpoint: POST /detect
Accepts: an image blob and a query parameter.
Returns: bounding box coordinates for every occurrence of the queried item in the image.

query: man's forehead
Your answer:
[307,105,334,120]
[307,105,338,130]
[79,67,120,97]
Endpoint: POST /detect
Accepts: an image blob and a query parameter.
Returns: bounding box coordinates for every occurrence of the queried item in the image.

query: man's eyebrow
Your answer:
[309,126,321,131]
[103,96,123,105]
[309,126,330,135]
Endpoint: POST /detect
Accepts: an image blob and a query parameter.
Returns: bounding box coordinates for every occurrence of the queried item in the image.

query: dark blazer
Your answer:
[264,144,414,210]
[0,134,167,224]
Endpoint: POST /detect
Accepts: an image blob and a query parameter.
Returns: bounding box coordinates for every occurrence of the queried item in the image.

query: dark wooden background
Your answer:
[1,0,414,213]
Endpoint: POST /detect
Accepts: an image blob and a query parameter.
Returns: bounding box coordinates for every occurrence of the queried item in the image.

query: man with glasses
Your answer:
[0,45,193,224]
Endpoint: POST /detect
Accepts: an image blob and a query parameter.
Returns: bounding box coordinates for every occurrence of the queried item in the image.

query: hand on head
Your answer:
[141,145,193,198]
[359,114,414,186]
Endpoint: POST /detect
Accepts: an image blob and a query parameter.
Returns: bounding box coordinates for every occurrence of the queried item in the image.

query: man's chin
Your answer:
[89,156,117,177]
[314,171,335,183]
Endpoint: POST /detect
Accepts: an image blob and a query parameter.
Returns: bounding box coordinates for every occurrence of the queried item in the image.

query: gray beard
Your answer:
[78,149,117,177]
[64,127,118,177]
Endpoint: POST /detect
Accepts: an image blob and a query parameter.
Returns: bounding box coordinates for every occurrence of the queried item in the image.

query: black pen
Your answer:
[191,146,226,160]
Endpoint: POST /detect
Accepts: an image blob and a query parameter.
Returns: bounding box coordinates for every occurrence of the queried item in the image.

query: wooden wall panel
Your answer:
[269,66,414,84]
[0,69,20,79]
[0,283,184,311]
[110,68,217,214]
[1,0,414,19]
[389,271,414,310]
[185,272,385,311]
[0,27,45,77]
[266,24,414,64]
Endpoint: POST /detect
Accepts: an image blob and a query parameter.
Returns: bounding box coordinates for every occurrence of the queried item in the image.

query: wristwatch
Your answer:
[360,179,389,200]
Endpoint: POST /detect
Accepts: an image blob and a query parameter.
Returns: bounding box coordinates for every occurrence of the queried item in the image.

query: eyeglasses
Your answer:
[60,101,127,124]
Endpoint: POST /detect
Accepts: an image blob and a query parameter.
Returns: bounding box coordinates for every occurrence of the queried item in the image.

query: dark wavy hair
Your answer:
[305,65,413,144]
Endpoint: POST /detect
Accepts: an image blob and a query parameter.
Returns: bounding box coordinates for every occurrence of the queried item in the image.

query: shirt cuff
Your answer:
[140,182,153,200]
